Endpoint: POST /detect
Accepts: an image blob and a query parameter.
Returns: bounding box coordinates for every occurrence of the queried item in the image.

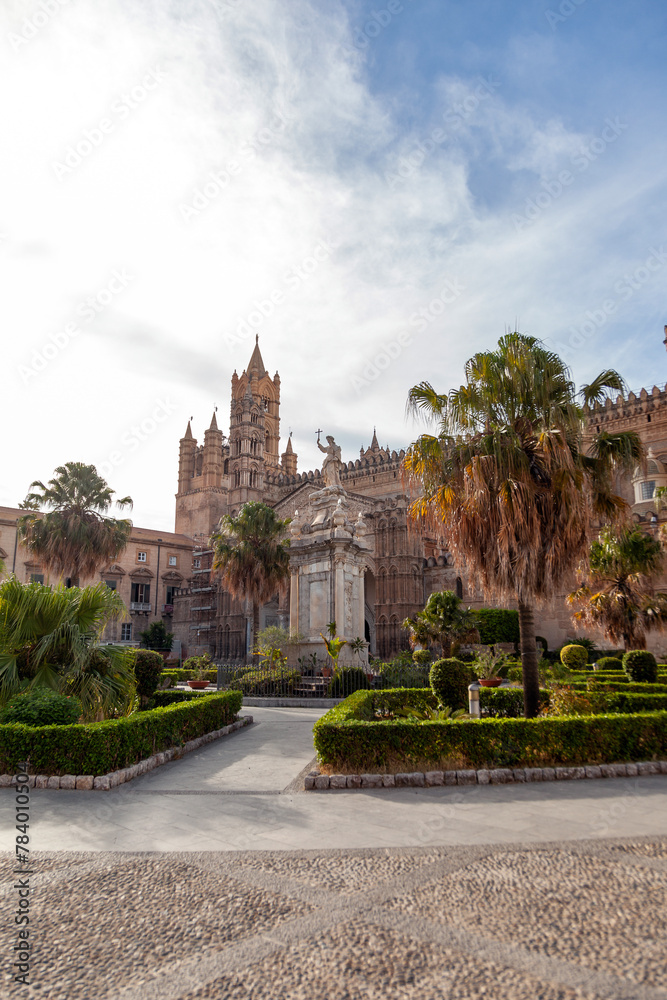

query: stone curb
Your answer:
[0,716,253,791]
[304,758,667,790]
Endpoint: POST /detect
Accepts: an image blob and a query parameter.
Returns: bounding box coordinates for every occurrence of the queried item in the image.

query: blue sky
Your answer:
[1,0,665,529]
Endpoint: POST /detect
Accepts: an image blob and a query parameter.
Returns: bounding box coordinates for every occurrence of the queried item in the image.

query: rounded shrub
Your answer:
[623,650,658,683]
[327,667,371,699]
[0,688,82,726]
[595,656,623,672]
[429,658,474,711]
[133,649,165,703]
[560,644,589,670]
[412,649,432,666]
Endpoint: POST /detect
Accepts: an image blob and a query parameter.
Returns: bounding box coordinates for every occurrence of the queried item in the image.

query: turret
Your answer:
[281,434,297,476]
[203,412,223,487]
[178,420,196,493]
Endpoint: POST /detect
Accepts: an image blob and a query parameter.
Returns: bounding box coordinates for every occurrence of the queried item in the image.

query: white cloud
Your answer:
[1,0,665,529]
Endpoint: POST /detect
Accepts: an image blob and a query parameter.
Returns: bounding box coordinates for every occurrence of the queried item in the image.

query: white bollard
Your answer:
[468,682,480,718]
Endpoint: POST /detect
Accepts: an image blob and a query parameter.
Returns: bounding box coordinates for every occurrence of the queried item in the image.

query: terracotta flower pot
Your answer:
[478,678,503,687]
[187,680,210,690]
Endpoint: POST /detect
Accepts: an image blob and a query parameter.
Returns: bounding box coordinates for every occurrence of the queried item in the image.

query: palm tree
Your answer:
[404,333,642,717]
[402,590,479,657]
[0,578,136,720]
[211,502,291,661]
[568,526,667,650]
[17,462,133,586]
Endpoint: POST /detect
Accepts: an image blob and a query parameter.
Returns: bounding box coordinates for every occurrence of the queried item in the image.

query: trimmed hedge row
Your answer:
[481,687,667,717]
[569,681,667,694]
[149,690,206,707]
[160,668,218,683]
[0,691,242,776]
[312,689,667,772]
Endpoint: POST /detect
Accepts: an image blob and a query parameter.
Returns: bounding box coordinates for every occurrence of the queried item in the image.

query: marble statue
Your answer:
[317,433,342,488]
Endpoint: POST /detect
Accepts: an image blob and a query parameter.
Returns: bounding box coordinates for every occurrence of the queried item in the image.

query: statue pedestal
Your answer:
[288,488,369,667]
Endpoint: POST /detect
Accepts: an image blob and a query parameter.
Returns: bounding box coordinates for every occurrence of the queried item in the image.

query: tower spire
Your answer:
[247,334,267,376]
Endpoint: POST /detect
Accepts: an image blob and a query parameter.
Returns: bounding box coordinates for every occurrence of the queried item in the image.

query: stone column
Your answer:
[289,568,299,634]
[334,556,345,633]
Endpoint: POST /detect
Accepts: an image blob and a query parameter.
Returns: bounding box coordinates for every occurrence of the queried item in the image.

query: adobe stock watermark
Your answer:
[343,0,417,55]
[52,67,167,180]
[385,76,501,189]
[18,269,133,384]
[545,0,588,30]
[97,398,177,479]
[563,246,667,355]
[179,106,296,222]
[7,0,71,54]
[512,117,627,231]
[351,277,466,393]
[224,239,338,348]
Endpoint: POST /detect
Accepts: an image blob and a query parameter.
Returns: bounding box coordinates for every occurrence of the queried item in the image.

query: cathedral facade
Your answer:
[170,334,667,661]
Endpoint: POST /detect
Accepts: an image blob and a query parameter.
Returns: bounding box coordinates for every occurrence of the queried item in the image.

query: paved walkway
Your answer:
[2,708,667,998]
[3,706,666,853]
[2,839,666,999]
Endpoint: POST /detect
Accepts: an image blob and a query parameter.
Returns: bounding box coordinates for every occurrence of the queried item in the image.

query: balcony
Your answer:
[191,586,213,593]
[130,602,152,613]
[162,604,174,615]
[192,605,212,612]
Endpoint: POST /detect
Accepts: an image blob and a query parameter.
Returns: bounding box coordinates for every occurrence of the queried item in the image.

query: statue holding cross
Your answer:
[316,429,342,488]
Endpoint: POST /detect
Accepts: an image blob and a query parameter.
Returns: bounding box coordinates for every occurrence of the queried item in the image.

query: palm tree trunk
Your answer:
[518,600,540,718]
[252,601,260,663]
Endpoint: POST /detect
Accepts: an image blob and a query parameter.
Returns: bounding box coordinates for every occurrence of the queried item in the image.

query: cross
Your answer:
[316,428,322,441]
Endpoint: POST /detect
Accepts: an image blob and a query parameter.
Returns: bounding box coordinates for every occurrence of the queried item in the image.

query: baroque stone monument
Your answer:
[288,434,370,665]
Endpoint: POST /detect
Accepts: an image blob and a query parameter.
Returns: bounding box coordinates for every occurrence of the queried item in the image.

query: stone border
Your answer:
[0,715,253,791]
[305,759,667,790]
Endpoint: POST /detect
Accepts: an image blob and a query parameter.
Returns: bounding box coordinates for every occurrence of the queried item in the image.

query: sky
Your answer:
[2,0,666,531]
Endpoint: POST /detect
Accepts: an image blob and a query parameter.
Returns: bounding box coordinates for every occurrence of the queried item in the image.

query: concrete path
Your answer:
[3,707,667,854]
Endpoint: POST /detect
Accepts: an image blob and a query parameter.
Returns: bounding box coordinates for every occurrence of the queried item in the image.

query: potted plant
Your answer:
[474,645,509,687]
[185,652,213,689]
[187,665,211,690]
[320,621,346,679]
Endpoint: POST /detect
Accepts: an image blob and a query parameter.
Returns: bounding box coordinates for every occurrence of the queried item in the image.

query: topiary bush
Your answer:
[327,667,371,699]
[560,644,589,671]
[229,668,301,696]
[0,688,82,726]
[623,649,658,683]
[412,649,432,666]
[595,656,623,672]
[429,658,475,711]
[133,649,165,705]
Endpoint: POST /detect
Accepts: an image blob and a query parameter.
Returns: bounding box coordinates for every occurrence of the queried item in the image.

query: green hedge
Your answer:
[480,687,550,717]
[0,691,242,776]
[160,668,217,683]
[228,668,300,696]
[148,690,207,708]
[570,681,667,694]
[312,689,667,772]
[471,609,519,645]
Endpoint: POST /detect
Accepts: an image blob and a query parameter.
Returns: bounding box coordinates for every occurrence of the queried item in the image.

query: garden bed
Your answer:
[312,688,667,774]
[0,691,242,777]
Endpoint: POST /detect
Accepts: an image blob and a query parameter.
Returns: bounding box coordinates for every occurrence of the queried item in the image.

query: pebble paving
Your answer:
[2,838,666,999]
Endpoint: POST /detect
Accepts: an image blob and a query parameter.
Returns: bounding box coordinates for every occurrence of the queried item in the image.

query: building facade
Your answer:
[3,333,666,659]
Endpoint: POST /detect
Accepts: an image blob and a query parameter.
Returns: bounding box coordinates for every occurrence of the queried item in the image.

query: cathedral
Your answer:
[171,336,462,661]
[170,334,667,661]
[4,335,664,659]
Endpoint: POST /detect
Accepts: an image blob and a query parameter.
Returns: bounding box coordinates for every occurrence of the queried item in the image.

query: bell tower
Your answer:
[228,336,282,505]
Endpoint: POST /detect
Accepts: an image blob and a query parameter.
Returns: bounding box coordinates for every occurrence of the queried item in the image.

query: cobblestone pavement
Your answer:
[2,838,666,999]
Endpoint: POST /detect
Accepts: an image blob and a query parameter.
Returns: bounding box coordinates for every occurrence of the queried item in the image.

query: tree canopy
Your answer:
[17,462,133,586]
[404,332,643,716]
[211,502,291,659]
[569,526,667,650]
